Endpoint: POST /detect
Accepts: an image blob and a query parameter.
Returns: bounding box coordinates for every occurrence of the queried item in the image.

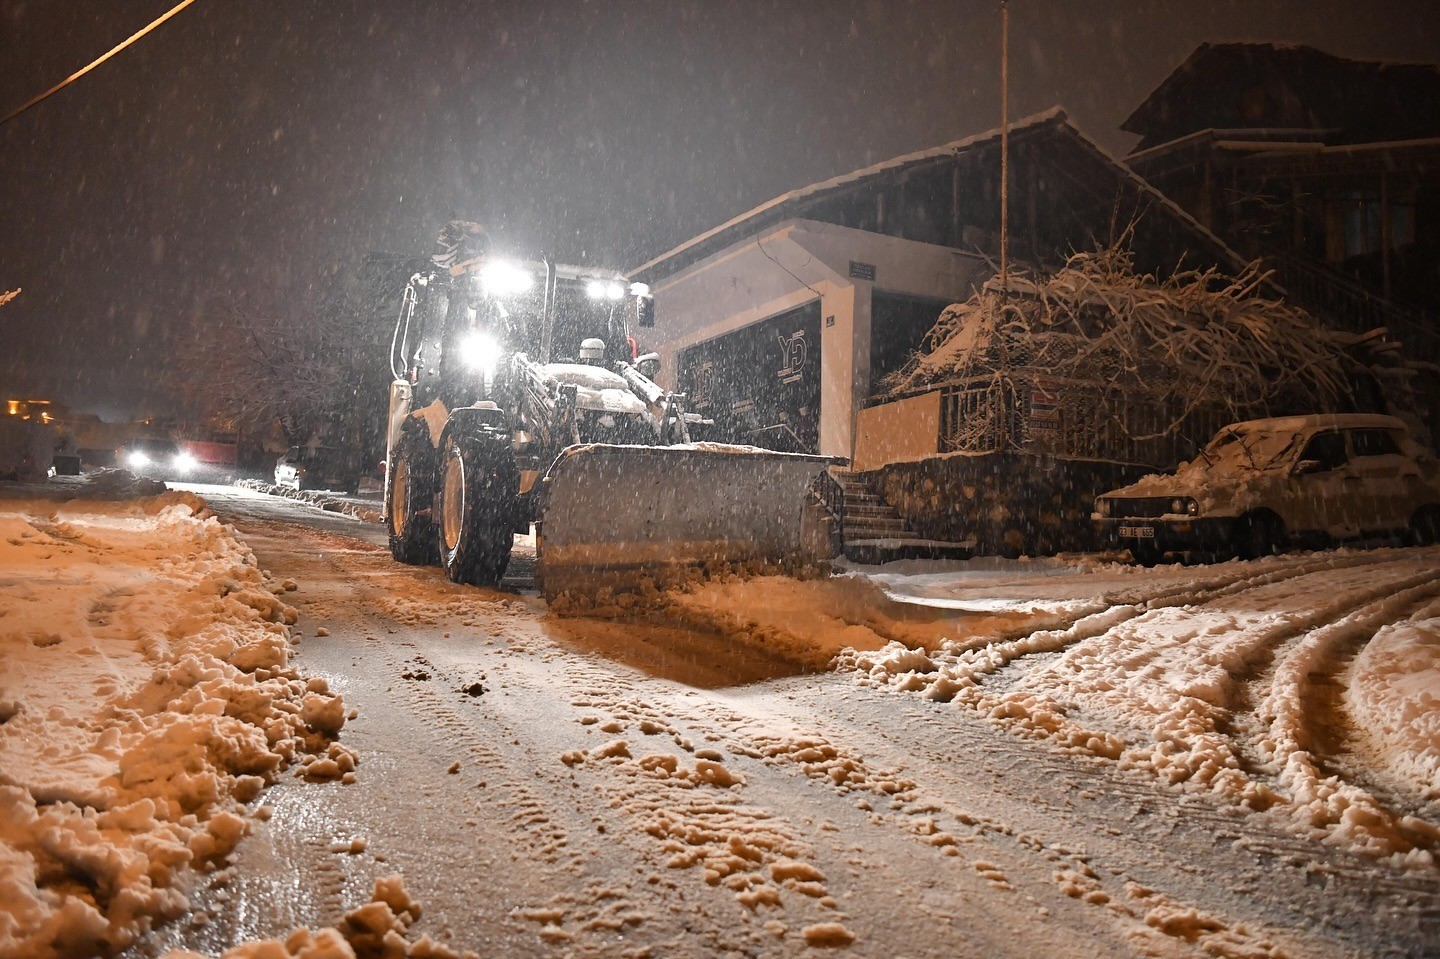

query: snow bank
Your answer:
[0,494,354,958]
[73,467,169,498]
[234,479,382,524]
[1348,605,1440,799]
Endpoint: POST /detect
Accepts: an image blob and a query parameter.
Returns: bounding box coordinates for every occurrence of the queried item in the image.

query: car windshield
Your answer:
[1197,427,1304,471]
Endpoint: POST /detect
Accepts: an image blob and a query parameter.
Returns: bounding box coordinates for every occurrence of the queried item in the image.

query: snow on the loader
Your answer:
[0,492,355,959]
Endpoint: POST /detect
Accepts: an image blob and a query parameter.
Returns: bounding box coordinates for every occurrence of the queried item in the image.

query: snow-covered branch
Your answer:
[881,243,1356,443]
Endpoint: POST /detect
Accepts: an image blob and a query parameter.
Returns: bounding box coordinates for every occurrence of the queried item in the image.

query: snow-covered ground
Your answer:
[12,482,1437,959]
[670,549,1440,865]
[0,489,356,959]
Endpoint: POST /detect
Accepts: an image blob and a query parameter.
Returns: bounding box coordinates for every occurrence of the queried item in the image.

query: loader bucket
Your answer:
[534,443,840,603]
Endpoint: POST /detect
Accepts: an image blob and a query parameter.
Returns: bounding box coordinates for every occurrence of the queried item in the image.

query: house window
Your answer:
[1332,191,1416,259]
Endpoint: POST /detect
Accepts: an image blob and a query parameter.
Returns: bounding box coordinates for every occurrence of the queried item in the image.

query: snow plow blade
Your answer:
[534,443,841,603]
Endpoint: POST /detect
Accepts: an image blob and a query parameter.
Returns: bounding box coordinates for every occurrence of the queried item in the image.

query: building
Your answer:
[631,109,1275,556]
[1122,43,1440,360]
[632,108,1244,465]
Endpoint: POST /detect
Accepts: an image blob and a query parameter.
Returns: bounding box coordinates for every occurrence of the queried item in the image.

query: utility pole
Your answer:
[999,0,1010,297]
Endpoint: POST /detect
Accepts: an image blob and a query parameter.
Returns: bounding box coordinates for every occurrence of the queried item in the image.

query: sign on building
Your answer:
[678,302,822,453]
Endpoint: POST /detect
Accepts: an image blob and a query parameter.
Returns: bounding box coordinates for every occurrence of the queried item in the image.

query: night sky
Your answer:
[2,0,1437,418]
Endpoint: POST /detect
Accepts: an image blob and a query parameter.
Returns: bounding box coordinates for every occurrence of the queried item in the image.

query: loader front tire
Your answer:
[438,428,517,587]
[388,430,438,565]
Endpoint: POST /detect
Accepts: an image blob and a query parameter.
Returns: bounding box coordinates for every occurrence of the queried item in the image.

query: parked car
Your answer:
[118,437,198,481]
[275,446,357,492]
[1094,413,1440,565]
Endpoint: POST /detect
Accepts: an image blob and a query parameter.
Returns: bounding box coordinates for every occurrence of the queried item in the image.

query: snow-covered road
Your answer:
[102,483,1438,959]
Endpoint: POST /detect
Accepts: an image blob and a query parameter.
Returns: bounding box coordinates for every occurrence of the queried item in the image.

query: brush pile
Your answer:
[881,244,1353,443]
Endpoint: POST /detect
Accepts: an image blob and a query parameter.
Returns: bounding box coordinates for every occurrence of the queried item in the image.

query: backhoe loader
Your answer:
[383,223,838,601]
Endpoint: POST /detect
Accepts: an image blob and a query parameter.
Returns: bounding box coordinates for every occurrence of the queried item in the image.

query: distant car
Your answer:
[118,437,200,481]
[275,446,357,493]
[1094,413,1440,565]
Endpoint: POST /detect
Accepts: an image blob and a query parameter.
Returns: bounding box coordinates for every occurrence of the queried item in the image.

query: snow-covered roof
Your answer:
[632,107,1068,280]
[1122,43,1440,146]
[633,107,1244,283]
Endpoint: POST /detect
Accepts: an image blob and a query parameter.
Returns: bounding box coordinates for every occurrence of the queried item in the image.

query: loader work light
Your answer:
[460,331,503,375]
[479,259,534,297]
[585,279,626,301]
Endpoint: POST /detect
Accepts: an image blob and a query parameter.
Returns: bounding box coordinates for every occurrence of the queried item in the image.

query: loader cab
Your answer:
[446,257,649,368]
[544,269,648,367]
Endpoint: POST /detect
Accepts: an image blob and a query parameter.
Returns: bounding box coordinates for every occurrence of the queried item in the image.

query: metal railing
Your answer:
[1265,250,1440,361]
[808,469,846,543]
[935,374,1231,469]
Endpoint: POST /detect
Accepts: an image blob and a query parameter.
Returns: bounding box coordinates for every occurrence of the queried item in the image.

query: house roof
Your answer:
[631,107,1065,282]
[632,108,1244,283]
[1122,43,1440,151]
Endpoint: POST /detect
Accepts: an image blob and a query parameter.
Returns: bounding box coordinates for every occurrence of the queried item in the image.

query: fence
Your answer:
[933,373,1232,469]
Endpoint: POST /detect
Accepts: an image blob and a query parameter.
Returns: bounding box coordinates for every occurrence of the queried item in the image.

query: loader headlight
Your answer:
[127,450,151,468]
[1096,498,1112,518]
[586,279,625,301]
[460,332,503,375]
[479,259,533,297]
[628,282,650,298]
[173,452,198,473]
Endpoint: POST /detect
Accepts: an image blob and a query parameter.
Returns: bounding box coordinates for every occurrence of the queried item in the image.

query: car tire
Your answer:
[1236,512,1285,561]
[387,429,438,565]
[1408,505,1440,547]
[437,427,517,587]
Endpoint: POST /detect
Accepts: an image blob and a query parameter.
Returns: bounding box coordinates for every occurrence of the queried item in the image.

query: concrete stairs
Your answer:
[834,472,974,565]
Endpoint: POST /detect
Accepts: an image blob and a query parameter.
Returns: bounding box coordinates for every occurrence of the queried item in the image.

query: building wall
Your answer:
[644,219,986,458]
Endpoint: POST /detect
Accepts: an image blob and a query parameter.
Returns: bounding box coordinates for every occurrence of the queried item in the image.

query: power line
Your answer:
[0,0,200,127]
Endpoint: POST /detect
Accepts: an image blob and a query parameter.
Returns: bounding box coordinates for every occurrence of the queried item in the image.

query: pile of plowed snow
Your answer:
[1348,603,1440,799]
[0,492,355,958]
[234,479,382,524]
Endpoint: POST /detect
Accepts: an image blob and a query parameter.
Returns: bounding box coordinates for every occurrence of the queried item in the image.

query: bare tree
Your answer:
[180,256,419,460]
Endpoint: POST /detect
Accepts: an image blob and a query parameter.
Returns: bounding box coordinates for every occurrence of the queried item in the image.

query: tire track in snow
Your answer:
[1248,572,1440,862]
[796,674,1439,959]
[845,549,1440,865]
[973,549,1414,690]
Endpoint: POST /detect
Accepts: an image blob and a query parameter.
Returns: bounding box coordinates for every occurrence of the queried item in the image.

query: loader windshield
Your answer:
[546,283,635,365]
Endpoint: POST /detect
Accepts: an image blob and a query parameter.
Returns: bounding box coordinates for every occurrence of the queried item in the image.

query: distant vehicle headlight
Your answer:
[173,452,198,473]
[460,332,503,375]
[127,450,151,468]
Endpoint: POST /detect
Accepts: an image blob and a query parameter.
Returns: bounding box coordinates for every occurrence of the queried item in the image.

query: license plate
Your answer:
[1119,525,1155,539]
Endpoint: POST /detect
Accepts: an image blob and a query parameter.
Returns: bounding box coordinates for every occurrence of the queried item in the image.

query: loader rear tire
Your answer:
[438,428,517,587]
[388,430,438,565]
